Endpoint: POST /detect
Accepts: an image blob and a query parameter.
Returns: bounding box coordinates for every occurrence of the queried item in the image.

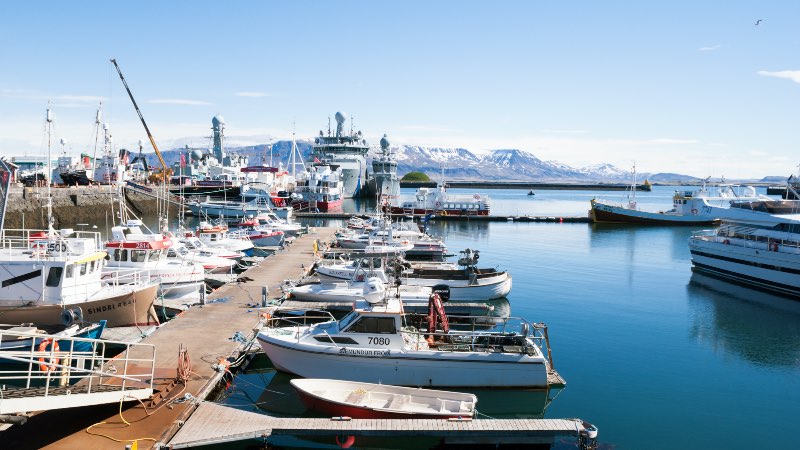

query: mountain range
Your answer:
[143,141,773,183]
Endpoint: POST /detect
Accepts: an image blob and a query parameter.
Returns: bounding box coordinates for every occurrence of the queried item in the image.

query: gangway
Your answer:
[0,327,155,415]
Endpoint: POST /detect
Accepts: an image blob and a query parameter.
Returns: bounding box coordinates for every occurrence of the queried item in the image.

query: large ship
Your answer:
[364,133,400,201]
[311,112,369,198]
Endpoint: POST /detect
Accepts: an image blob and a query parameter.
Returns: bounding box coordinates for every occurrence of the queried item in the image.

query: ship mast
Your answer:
[45,104,54,232]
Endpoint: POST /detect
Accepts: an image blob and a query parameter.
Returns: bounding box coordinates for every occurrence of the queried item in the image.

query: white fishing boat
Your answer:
[292,163,344,212]
[0,107,160,328]
[257,291,562,388]
[290,378,477,419]
[689,193,800,298]
[249,211,303,237]
[104,219,206,299]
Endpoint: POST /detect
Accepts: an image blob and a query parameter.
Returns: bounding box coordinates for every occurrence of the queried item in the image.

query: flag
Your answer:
[180,153,186,168]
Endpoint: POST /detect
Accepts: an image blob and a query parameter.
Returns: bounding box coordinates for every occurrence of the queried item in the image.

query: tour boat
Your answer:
[257,291,562,388]
[387,185,490,217]
[689,197,800,298]
[290,378,477,419]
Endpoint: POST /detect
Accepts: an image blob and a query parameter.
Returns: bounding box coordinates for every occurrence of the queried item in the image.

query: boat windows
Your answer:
[345,316,397,334]
[80,263,87,276]
[114,249,128,262]
[46,267,63,287]
[338,311,359,330]
[65,264,73,278]
[130,250,147,263]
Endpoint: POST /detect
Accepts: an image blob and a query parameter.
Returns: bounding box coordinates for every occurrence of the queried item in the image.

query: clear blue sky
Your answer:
[1,1,799,178]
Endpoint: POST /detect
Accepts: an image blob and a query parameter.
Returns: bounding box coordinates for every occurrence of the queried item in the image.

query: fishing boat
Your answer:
[290,378,477,419]
[589,170,768,224]
[0,107,160,328]
[0,320,106,352]
[257,291,562,388]
[104,219,206,299]
[689,192,800,298]
[165,241,236,274]
[194,221,255,255]
[293,163,344,212]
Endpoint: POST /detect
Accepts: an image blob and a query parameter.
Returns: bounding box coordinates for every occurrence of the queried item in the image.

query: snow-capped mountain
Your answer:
[144,141,693,182]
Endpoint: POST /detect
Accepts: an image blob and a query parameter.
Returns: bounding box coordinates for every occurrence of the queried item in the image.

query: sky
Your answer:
[1,1,799,179]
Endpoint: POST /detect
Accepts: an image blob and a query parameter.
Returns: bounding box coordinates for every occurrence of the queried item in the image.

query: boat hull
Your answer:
[689,239,800,298]
[257,333,548,388]
[291,379,475,419]
[590,199,719,225]
[387,206,489,217]
[0,283,160,327]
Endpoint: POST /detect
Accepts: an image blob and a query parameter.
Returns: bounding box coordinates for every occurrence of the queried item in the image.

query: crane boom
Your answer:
[109,59,168,173]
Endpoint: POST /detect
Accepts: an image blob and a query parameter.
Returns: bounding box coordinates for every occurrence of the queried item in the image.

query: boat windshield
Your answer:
[338,310,359,331]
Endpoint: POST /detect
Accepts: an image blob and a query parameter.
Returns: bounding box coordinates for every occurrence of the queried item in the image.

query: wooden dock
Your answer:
[168,401,595,448]
[2,227,337,450]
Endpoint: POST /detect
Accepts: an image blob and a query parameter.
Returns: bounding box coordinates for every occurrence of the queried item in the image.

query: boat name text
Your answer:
[339,347,391,357]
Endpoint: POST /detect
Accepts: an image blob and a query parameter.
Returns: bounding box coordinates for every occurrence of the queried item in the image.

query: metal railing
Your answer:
[0,327,156,414]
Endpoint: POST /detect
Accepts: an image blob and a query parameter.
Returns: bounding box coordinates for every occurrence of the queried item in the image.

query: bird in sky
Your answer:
[755,19,762,25]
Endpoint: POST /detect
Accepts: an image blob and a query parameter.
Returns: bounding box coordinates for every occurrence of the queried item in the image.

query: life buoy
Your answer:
[38,338,60,372]
[723,239,730,245]
[691,208,698,215]
[335,434,355,448]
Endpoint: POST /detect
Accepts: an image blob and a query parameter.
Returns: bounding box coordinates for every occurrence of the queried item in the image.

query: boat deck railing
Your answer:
[0,327,156,414]
[692,227,800,253]
[0,228,104,260]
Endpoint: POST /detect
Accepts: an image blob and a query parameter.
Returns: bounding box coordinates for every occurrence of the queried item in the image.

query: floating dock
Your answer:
[168,401,597,448]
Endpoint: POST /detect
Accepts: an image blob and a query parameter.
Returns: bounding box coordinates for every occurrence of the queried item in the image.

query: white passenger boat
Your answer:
[257,293,561,388]
[195,222,254,255]
[689,197,800,298]
[290,378,477,419]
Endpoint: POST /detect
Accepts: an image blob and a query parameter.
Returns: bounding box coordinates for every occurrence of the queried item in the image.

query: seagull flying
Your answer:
[755,19,762,25]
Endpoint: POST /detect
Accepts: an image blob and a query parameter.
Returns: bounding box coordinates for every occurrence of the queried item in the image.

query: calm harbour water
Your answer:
[214,186,800,449]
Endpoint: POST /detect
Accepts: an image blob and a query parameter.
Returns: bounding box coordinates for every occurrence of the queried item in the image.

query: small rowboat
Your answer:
[290,378,477,419]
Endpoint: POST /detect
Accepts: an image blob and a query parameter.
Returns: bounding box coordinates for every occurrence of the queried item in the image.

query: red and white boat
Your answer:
[290,378,477,419]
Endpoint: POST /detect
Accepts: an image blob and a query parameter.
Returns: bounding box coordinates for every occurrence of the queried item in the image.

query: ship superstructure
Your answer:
[311,111,369,198]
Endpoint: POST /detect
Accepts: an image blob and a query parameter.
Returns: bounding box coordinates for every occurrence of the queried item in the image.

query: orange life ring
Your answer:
[38,338,60,372]
[335,435,355,448]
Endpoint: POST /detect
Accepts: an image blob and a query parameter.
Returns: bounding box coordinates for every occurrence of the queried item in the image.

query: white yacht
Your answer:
[689,198,800,298]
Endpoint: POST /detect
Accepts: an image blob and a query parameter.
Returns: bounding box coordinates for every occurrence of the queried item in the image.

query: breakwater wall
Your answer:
[2,185,179,230]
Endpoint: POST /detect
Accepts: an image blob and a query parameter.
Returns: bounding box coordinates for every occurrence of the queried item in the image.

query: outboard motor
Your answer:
[431,284,451,302]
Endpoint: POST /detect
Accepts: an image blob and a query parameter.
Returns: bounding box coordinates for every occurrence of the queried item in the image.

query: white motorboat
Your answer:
[103,220,206,299]
[257,292,562,388]
[316,250,511,302]
[290,378,476,419]
[195,222,254,255]
[288,277,431,303]
[178,236,243,262]
[166,241,236,274]
[689,196,800,297]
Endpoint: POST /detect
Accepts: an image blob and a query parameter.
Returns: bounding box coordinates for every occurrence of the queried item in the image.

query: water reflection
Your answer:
[687,272,800,368]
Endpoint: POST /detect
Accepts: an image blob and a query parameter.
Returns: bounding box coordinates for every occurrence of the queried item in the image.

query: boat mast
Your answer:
[45,104,55,233]
[91,103,102,180]
[628,162,637,209]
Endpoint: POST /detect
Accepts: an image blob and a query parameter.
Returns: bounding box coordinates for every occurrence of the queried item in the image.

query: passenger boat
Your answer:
[689,196,800,298]
[387,185,490,217]
[257,292,562,388]
[104,220,206,299]
[290,378,477,419]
